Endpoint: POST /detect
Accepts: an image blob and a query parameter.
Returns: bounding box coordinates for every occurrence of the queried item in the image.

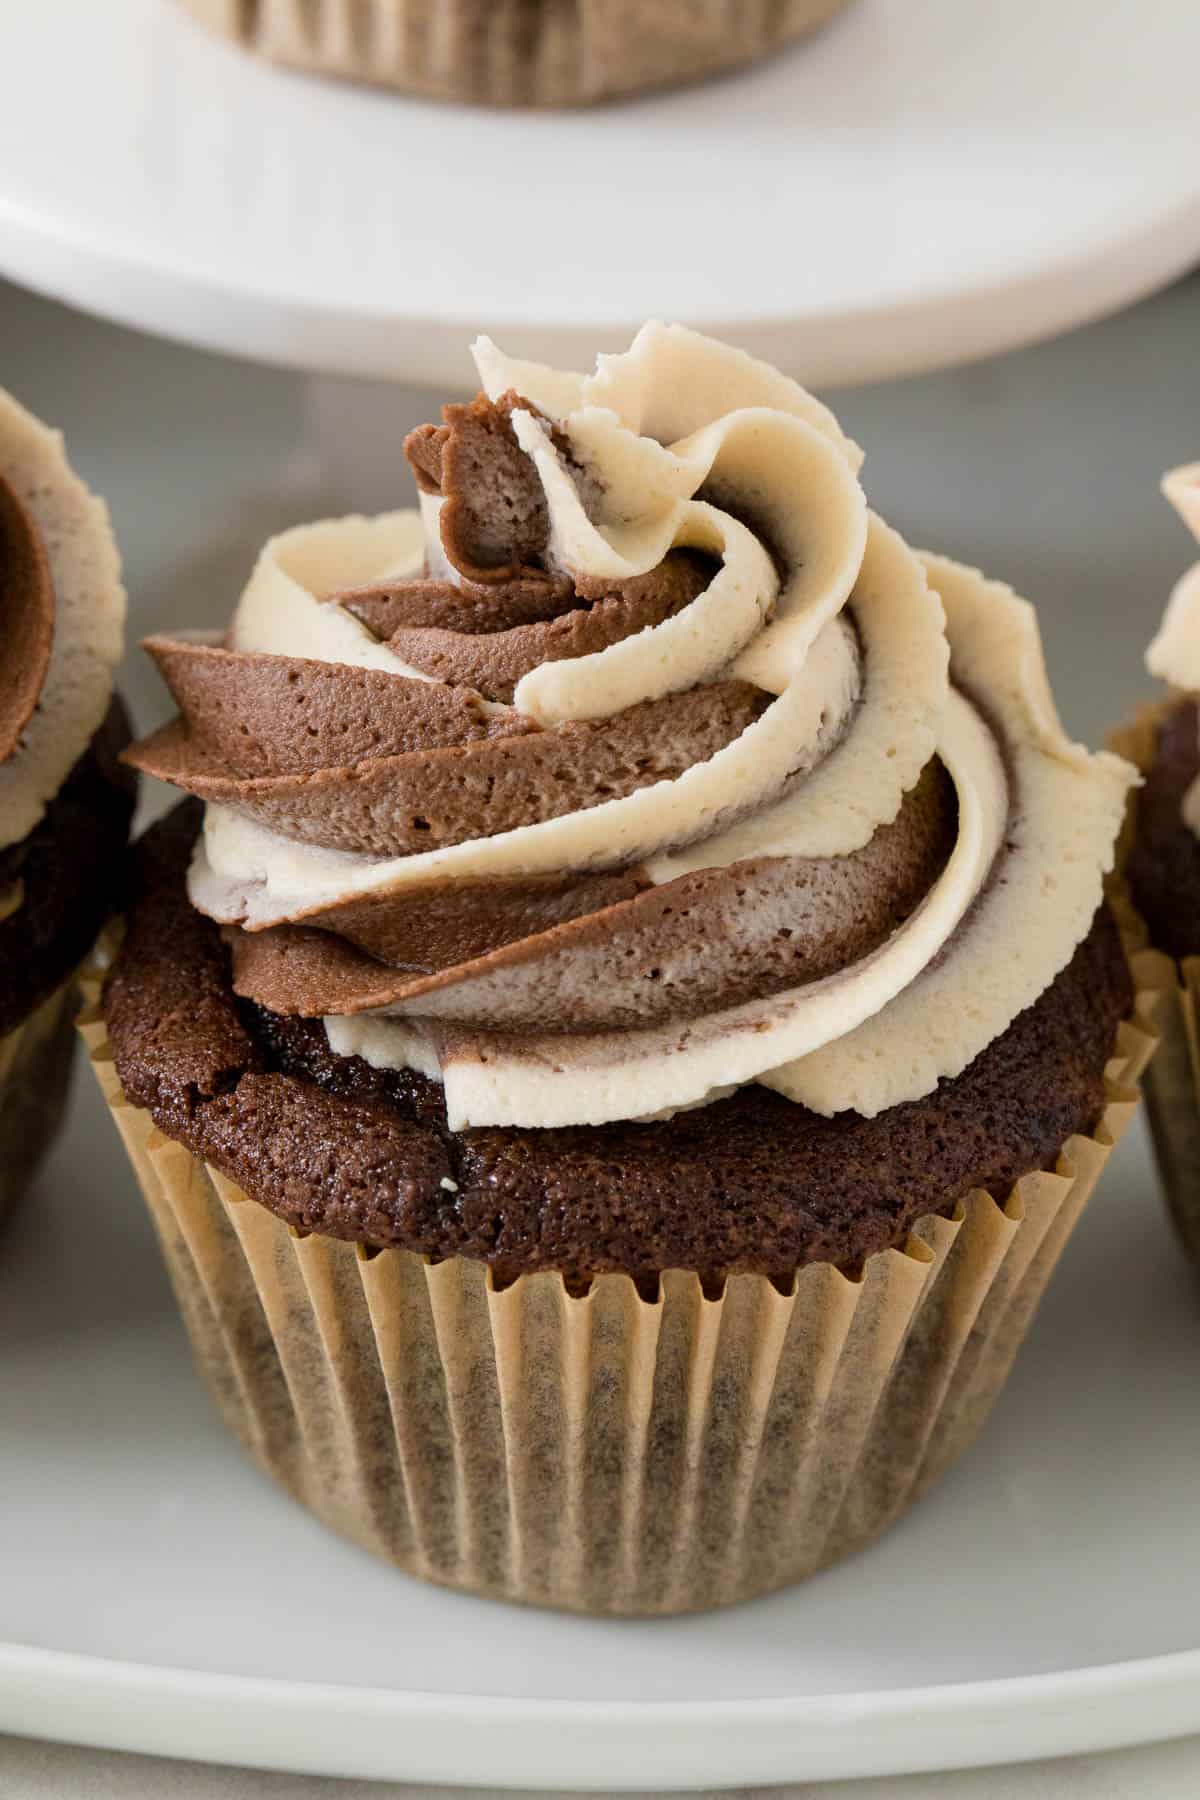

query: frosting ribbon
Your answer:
[0,389,126,851]
[1146,463,1200,833]
[124,325,1133,1130]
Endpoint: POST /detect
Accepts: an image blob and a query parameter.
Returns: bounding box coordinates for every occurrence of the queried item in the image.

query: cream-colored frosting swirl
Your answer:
[0,389,126,849]
[165,325,1131,1130]
[1146,463,1200,834]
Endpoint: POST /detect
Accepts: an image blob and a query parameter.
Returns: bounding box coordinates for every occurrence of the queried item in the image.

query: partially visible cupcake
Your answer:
[177,0,854,107]
[1117,466,1200,1265]
[0,389,135,1225]
[88,326,1152,1614]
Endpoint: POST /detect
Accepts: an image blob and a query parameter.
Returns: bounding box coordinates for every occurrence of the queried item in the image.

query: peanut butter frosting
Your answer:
[0,389,127,850]
[125,325,1134,1131]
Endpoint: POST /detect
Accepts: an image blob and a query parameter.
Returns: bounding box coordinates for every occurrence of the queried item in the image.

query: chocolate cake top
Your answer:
[106,802,1131,1284]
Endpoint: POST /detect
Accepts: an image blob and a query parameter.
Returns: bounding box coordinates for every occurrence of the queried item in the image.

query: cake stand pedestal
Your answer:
[1,0,1198,388]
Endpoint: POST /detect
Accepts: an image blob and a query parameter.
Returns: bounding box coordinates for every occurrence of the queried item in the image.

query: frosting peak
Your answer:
[1163,463,1200,542]
[125,326,1131,1131]
[1145,461,1200,834]
[1148,462,1200,692]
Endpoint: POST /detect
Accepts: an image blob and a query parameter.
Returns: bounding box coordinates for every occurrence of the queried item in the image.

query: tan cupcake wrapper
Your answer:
[178,0,854,107]
[80,958,1155,1614]
[0,975,84,1231]
[1111,704,1200,1266]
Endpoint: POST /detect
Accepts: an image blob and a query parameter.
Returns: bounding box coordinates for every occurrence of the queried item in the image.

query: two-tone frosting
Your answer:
[127,326,1134,1131]
[1146,464,1200,833]
[0,388,126,852]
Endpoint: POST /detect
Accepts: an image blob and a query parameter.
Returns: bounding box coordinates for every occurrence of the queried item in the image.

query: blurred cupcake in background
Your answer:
[1116,465,1200,1267]
[87,326,1152,1614]
[0,389,135,1226]
[177,0,855,107]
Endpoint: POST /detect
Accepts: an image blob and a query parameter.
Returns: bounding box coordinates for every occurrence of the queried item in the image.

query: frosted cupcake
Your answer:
[1117,466,1200,1264]
[177,0,854,107]
[88,327,1151,1613]
[0,389,134,1224]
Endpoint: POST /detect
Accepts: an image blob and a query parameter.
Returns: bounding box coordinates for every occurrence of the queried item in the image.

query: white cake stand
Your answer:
[1,0,1198,388]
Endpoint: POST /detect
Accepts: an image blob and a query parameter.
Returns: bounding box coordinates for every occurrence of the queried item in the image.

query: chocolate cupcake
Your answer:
[177,0,854,107]
[86,326,1152,1613]
[0,389,135,1226]
[1115,465,1200,1266]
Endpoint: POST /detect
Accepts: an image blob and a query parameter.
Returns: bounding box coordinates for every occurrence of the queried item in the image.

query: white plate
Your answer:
[1,1066,1199,1790]
[1,0,1199,387]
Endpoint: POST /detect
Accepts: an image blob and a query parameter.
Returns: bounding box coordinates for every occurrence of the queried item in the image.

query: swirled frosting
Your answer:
[1146,463,1200,834]
[0,389,126,849]
[127,325,1134,1130]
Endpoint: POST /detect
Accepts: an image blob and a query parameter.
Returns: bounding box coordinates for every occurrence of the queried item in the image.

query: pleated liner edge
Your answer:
[0,975,84,1229]
[176,0,854,107]
[79,962,1156,1614]
[1111,703,1200,1269]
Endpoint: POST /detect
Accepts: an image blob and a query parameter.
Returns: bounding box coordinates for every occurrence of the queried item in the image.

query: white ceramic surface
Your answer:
[1,1076,1199,1790]
[1,0,1199,387]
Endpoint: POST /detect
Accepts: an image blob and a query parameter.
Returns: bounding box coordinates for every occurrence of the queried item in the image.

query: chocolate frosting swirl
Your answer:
[125,325,1134,1131]
[0,473,55,765]
[0,387,126,851]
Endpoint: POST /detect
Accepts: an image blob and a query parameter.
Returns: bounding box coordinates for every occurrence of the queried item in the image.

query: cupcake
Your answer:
[177,0,854,107]
[1116,466,1200,1265]
[87,326,1152,1614]
[0,389,134,1226]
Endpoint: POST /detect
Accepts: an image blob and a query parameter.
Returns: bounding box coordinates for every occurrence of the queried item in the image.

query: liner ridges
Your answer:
[177,0,852,106]
[79,965,1156,1614]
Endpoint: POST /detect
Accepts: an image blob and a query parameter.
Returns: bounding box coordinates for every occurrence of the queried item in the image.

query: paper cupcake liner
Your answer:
[1111,706,1200,1266]
[177,0,854,107]
[0,976,82,1233]
[80,969,1154,1614]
